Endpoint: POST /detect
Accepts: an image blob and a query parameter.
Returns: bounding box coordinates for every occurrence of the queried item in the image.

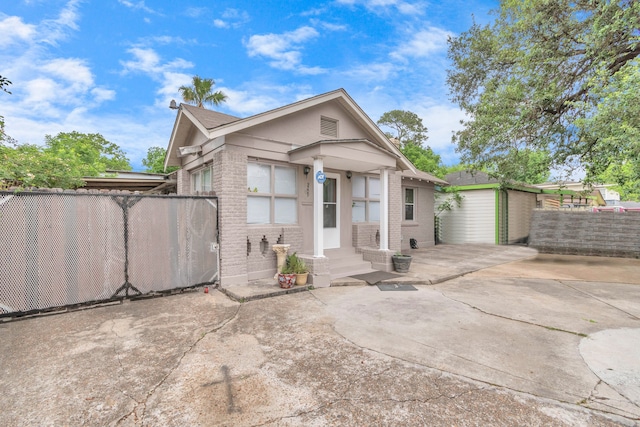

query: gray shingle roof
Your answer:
[181,103,240,130]
[444,171,499,186]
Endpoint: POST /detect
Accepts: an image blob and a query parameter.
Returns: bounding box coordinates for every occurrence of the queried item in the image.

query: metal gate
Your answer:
[0,191,219,317]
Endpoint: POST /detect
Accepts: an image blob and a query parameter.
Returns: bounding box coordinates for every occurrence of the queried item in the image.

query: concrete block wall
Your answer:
[528,210,640,258]
[246,226,303,280]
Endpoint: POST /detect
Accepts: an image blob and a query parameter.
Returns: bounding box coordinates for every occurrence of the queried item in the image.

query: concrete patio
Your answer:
[1,244,639,426]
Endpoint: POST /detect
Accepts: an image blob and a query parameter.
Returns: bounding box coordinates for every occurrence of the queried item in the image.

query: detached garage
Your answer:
[437,171,540,245]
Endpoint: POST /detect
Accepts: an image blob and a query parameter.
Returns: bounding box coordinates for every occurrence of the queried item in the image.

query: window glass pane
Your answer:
[202,168,212,192]
[369,178,380,199]
[369,201,380,222]
[275,166,296,195]
[275,198,297,224]
[352,201,365,223]
[247,196,270,224]
[405,188,414,204]
[323,203,337,227]
[247,163,271,193]
[405,205,414,221]
[323,178,336,203]
[192,171,201,193]
[352,176,366,198]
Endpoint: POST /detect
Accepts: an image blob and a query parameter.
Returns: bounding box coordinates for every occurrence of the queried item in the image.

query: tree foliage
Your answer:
[142,146,179,174]
[400,144,447,178]
[598,161,640,201]
[179,75,228,109]
[0,75,11,139]
[447,0,640,185]
[377,110,428,147]
[0,132,131,189]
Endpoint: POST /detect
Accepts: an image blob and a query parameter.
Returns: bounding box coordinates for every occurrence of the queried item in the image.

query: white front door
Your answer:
[323,173,340,249]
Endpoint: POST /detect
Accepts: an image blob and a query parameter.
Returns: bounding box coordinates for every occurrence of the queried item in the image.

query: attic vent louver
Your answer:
[320,116,338,138]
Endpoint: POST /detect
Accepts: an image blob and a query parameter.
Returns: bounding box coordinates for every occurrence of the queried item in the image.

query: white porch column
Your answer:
[313,157,325,257]
[379,168,389,251]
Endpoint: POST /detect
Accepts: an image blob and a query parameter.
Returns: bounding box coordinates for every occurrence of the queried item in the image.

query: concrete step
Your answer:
[325,247,373,279]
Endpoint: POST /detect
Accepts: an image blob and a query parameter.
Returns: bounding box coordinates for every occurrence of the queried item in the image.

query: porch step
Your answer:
[325,248,375,279]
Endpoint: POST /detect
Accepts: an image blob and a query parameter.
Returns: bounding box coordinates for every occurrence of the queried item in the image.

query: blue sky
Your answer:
[1,0,497,171]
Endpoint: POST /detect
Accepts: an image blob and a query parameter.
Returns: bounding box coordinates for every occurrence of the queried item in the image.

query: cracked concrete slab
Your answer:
[1,247,639,426]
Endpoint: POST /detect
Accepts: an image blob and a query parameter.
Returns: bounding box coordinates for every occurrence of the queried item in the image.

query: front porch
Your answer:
[220,244,538,302]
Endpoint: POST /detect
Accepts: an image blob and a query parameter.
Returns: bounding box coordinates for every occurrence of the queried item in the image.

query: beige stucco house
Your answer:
[165,89,445,287]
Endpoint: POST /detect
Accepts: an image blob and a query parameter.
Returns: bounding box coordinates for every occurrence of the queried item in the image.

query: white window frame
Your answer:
[247,162,297,225]
[352,175,380,223]
[404,187,416,222]
[191,165,212,194]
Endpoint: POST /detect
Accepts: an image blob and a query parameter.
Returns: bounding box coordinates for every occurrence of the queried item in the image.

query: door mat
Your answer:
[377,284,418,291]
[350,271,401,285]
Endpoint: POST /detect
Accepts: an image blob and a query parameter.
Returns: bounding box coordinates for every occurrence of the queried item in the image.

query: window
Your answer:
[352,175,380,222]
[320,116,338,138]
[247,163,297,224]
[404,188,415,221]
[192,165,212,193]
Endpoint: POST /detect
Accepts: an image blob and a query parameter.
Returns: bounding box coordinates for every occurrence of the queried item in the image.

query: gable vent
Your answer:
[320,116,338,138]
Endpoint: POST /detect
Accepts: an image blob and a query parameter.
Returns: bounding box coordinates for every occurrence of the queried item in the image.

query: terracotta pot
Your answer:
[278,273,297,289]
[295,272,309,286]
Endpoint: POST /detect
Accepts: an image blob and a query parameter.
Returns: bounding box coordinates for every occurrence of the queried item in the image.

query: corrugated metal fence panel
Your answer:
[0,192,218,316]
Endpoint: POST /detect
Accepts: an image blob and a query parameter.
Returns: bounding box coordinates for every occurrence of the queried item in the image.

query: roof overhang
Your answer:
[288,139,397,173]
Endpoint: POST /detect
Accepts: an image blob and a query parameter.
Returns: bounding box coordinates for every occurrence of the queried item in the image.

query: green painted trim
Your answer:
[495,189,500,245]
[454,184,501,191]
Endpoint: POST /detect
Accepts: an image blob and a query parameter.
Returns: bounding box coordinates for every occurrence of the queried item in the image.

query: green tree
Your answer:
[400,143,447,178]
[179,75,228,109]
[142,146,179,174]
[447,0,640,185]
[1,132,131,189]
[377,110,428,147]
[45,132,131,175]
[0,75,11,139]
[598,161,640,201]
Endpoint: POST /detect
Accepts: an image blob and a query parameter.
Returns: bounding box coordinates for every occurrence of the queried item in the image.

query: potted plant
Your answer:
[288,252,309,286]
[277,259,297,289]
[392,251,412,273]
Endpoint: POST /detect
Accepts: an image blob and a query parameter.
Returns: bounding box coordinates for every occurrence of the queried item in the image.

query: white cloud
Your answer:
[39,0,81,45]
[0,16,36,47]
[309,19,347,32]
[335,0,426,15]
[245,26,325,74]
[342,62,397,82]
[41,58,93,87]
[390,27,452,61]
[117,0,160,15]
[213,8,250,29]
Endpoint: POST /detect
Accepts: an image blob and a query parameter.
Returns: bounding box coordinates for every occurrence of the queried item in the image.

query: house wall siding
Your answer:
[401,179,435,249]
[213,149,249,285]
[438,189,495,244]
[507,190,537,243]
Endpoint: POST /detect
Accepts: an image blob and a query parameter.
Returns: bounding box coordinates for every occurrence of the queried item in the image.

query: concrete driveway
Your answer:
[1,246,639,426]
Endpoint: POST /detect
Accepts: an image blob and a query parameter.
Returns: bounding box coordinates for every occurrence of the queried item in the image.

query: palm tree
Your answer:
[178,75,228,109]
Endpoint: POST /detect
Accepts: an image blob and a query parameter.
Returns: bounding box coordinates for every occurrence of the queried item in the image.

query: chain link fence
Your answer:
[0,191,218,317]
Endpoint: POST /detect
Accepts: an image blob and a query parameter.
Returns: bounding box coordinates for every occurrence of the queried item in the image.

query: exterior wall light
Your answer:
[346,170,352,179]
[304,166,311,175]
